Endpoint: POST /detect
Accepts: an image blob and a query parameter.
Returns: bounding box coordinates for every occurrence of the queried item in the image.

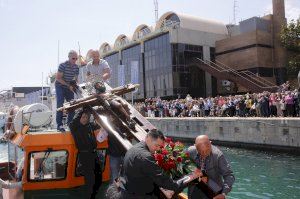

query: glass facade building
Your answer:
[104,53,119,88]
[144,33,172,98]
[121,45,143,99]
[171,43,204,98]
[104,33,211,99]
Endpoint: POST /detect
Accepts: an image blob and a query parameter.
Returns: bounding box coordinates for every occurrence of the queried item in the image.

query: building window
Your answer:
[138,27,151,39]
[104,53,119,88]
[104,45,110,53]
[162,14,180,29]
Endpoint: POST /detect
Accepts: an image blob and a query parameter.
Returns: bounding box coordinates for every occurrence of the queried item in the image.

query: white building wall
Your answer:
[169,28,227,46]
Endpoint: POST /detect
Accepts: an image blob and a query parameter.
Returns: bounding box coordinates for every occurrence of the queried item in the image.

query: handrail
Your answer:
[198,58,266,89]
[212,59,277,89]
[240,71,278,89]
[204,60,230,73]
[193,57,277,91]
[241,70,278,88]
[195,58,227,73]
[215,60,278,89]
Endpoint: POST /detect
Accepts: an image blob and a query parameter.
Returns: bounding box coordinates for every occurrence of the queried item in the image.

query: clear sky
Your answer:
[0,0,299,90]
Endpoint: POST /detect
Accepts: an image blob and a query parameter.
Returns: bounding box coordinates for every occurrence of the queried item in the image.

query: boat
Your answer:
[0,82,189,199]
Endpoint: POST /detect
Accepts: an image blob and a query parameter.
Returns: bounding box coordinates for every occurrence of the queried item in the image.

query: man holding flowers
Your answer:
[118,129,201,199]
[187,135,235,199]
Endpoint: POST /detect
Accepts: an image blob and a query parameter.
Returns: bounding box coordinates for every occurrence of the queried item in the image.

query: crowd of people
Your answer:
[134,88,300,118]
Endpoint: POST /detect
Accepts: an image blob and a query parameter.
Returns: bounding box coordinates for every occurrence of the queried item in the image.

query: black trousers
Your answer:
[80,153,102,199]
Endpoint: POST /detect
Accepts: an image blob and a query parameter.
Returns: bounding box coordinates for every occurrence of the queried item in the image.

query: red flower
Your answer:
[162,149,169,155]
[170,141,175,149]
[154,139,190,177]
[168,159,176,169]
[185,152,190,158]
[177,157,183,162]
[154,153,163,162]
[165,137,172,143]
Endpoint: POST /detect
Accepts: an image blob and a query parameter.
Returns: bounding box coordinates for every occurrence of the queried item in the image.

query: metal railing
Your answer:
[194,57,278,91]
[215,60,278,90]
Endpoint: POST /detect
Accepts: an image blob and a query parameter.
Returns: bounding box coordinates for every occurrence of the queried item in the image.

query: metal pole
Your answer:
[41,72,44,104]
[57,40,60,66]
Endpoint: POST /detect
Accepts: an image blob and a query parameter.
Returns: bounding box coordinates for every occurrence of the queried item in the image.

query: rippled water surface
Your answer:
[0,143,299,198]
[220,146,300,199]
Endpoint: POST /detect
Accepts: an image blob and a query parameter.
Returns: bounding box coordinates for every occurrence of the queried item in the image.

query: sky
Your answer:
[0,0,299,90]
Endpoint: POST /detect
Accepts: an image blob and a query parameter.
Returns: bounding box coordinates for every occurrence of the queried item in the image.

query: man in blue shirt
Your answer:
[55,50,79,131]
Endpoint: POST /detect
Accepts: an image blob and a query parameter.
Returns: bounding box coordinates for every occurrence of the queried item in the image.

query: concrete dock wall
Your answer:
[147,118,300,150]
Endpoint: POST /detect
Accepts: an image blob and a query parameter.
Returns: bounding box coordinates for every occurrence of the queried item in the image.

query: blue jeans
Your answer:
[109,155,123,183]
[56,84,75,128]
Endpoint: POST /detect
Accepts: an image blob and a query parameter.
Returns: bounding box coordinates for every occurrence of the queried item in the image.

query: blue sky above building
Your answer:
[0,0,299,90]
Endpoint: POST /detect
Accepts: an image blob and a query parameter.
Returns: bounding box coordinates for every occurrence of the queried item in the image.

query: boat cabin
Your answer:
[2,129,110,199]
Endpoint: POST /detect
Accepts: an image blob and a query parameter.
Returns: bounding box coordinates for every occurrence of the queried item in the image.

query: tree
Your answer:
[280,18,300,78]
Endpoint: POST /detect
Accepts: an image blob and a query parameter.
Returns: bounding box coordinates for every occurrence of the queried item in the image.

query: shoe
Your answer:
[57,126,66,132]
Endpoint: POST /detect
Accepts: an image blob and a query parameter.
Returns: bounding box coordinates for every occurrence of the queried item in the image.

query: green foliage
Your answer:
[286,54,300,78]
[280,18,300,52]
[280,18,300,78]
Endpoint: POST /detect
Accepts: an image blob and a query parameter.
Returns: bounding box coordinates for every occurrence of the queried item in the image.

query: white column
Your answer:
[203,46,212,97]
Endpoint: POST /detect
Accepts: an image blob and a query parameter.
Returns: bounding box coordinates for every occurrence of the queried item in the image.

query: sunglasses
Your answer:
[71,57,78,60]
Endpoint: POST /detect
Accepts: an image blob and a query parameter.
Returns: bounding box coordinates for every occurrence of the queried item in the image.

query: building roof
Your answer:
[114,34,132,49]
[99,11,228,56]
[155,11,228,34]
[99,42,113,55]
[132,24,153,40]
[12,87,49,94]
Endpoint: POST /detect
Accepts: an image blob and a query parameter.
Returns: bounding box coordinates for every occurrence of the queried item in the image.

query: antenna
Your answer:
[77,41,85,67]
[77,41,81,56]
[57,40,60,65]
[153,0,158,23]
[233,0,238,24]
[41,72,44,104]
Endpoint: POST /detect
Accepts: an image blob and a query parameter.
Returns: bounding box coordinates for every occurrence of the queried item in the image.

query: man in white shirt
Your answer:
[86,50,111,83]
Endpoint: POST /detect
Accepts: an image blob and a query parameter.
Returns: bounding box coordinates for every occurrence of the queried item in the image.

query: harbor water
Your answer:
[220,146,300,199]
[0,144,299,198]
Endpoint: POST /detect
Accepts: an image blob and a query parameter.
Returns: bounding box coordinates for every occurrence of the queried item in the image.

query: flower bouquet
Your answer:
[153,137,200,199]
[154,137,195,179]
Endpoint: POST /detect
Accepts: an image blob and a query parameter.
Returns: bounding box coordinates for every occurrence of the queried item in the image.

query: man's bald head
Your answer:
[195,135,210,145]
[195,135,212,158]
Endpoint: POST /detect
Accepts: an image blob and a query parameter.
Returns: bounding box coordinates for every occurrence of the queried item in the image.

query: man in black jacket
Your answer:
[69,108,102,199]
[119,129,200,199]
